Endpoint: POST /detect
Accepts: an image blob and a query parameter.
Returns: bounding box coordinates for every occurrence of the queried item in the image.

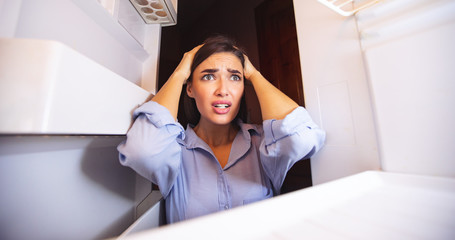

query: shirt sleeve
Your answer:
[259,107,326,193]
[117,101,185,197]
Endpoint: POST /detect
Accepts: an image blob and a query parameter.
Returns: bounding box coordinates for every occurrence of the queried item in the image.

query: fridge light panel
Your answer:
[318,0,382,16]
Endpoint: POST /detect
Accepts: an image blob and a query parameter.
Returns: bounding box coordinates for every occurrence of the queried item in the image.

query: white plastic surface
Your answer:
[317,0,382,16]
[0,0,153,85]
[117,199,165,239]
[358,0,455,177]
[0,38,149,134]
[293,0,380,185]
[0,135,137,240]
[122,171,455,239]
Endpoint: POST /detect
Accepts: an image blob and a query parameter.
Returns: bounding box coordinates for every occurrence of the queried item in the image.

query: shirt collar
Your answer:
[179,122,260,169]
[225,122,259,169]
[180,125,211,152]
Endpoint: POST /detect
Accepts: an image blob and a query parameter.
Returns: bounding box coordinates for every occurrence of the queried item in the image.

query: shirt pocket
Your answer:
[242,187,273,205]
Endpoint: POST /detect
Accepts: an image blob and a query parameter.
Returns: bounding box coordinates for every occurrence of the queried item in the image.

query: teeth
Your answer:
[214,104,229,108]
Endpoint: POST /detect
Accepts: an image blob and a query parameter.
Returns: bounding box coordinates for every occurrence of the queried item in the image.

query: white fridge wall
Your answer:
[0,136,136,240]
[293,0,381,185]
[294,0,455,181]
[0,0,163,238]
[359,0,455,177]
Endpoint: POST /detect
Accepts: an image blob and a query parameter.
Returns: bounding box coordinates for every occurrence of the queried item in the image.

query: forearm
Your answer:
[151,71,186,120]
[151,45,202,120]
[118,105,183,196]
[249,71,299,120]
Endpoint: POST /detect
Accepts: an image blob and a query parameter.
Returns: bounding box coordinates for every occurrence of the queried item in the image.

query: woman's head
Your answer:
[184,35,248,127]
[188,36,245,82]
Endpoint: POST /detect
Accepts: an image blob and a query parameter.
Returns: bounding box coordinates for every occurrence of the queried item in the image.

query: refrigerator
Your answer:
[1,0,454,239]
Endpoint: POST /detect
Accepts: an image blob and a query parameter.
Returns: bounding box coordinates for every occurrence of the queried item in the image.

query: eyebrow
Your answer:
[201,68,218,73]
[228,69,241,74]
[200,68,242,74]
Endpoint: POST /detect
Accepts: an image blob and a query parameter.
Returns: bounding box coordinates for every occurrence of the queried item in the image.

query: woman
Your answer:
[117,36,325,223]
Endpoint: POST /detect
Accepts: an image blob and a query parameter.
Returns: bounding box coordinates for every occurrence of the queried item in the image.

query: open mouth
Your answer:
[213,103,230,109]
[212,101,232,114]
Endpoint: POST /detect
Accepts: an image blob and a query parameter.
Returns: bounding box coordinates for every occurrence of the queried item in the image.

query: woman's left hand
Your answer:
[243,54,259,80]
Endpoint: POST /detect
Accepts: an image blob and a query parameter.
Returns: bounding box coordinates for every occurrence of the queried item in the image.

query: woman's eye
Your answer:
[231,75,241,81]
[202,74,215,80]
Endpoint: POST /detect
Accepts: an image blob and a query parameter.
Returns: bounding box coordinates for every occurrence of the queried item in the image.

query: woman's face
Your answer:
[187,52,244,126]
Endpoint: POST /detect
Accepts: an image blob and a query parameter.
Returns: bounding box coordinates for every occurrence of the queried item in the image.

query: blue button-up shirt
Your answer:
[118,101,325,223]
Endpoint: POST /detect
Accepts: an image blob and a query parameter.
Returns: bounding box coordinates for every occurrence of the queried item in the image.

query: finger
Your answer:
[188,44,203,55]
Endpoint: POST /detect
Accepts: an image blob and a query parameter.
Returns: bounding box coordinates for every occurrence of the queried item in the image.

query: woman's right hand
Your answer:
[173,45,203,83]
[151,44,203,119]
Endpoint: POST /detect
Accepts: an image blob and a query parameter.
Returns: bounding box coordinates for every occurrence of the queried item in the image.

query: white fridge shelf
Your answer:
[0,38,150,135]
[122,171,455,239]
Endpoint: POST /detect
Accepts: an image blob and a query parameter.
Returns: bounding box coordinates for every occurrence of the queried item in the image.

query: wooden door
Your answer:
[256,0,311,193]
[255,0,304,106]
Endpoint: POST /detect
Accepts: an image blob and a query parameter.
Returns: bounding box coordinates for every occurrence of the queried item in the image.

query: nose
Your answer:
[215,78,229,97]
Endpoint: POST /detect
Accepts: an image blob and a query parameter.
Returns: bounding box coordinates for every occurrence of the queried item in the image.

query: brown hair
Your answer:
[182,35,248,127]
